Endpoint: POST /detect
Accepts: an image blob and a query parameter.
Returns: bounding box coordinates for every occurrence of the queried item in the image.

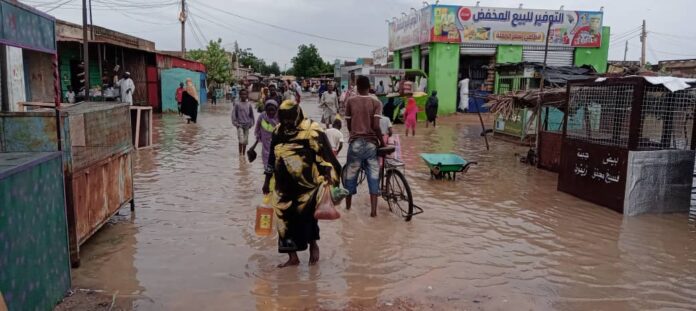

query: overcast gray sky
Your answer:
[27,0,696,66]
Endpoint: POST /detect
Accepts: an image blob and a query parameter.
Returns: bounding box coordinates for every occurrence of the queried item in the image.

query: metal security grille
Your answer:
[496,76,541,94]
[638,86,696,150]
[522,49,574,67]
[566,84,635,148]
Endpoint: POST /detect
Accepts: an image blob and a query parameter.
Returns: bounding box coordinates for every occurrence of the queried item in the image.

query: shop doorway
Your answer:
[403,57,412,69]
[421,54,429,74]
[458,55,490,90]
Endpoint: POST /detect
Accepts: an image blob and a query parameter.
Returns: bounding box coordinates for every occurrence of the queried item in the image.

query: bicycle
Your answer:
[341,145,423,221]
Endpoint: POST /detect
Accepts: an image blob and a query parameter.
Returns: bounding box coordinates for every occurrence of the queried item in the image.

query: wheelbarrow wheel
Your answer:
[385,169,414,221]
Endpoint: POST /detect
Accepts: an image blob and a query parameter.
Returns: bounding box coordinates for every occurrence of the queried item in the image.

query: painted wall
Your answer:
[497,45,523,64]
[411,46,421,70]
[574,26,611,73]
[5,46,26,112]
[428,42,459,114]
[160,68,202,112]
[393,51,401,69]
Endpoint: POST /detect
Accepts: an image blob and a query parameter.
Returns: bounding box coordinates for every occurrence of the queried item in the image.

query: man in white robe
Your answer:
[119,72,135,105]
[458,76,469,112]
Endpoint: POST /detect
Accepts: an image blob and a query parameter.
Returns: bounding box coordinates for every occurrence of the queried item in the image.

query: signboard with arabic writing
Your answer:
[432,5,603,47]
[0,0,56,53]
[372,47,389,66]
[388,6,431,51]
[388,5,603,51]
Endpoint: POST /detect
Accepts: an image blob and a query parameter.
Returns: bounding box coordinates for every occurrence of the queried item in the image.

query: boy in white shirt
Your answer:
[325,119,344,157]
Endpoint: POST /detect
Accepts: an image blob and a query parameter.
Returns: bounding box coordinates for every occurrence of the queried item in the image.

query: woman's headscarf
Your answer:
[277,100,305,137]
[185,78,199,102]
[265,99,279,110]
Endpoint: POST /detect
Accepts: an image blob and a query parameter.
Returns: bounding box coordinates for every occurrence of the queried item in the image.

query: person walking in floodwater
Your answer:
[175,82,184,116]
[425,90,438,128]
[319,84,339,127]
[344,75,383,217]
[262,100,341,267]
[254,99,279,167]
[181,78,199,124]
[231,89,256,155]
[404,97,418,136]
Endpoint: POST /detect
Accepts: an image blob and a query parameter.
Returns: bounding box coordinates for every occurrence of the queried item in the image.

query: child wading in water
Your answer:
[231,89,256,155]
[253,99,279,167]
[404,97,419,136]
[425,91,439,128]
[325,119,344,157]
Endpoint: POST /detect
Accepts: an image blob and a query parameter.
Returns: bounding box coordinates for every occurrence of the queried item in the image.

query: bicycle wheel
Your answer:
[385,169,414,221]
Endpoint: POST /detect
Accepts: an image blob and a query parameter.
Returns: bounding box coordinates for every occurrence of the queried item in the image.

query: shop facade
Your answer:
[56,20,158,107]
[389,4,610,115]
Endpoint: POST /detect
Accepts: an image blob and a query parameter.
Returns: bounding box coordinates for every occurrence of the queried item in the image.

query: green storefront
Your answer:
[388,4,609,116]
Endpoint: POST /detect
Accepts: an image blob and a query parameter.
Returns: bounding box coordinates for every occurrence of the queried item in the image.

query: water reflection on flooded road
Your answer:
[71,97,696,310]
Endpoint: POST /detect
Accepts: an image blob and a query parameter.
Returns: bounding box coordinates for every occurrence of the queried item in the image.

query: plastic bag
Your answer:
[314,183,340,220]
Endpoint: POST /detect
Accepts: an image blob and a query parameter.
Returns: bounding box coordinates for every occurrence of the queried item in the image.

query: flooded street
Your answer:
[70,95,696,310]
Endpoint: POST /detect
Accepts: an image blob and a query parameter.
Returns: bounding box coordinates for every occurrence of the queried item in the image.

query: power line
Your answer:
[45,0,75,12]
[611,26,642,39]
[188,14,208,45]
[187,18,205,48]
[610,28,642,43]
[650,31,696,41]
[632,42,696,58]
[191,2,381,48]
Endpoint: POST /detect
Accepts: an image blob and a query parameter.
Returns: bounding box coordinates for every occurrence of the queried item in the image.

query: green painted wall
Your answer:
[411,46,421,70]
[574,26,611,73]
[428,42,459,115]
[496,45,523,64]
[392,51,401,69]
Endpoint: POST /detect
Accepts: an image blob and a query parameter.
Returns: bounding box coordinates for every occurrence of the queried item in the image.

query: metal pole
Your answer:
[640,20,646,67]
[88,0,94,40]
[623,41,628,62]
[180,0,186,54]
[534,21,553,153]
[82,0,90,99]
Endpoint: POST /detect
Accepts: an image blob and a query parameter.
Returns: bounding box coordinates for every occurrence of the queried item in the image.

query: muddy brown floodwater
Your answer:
[59,95,696,311]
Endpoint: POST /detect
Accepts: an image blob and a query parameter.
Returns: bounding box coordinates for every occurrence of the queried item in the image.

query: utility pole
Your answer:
[640,19,647,67]
[180,0,186,54]
[623,41,628,62]
[88,0,94,40]
[82,0,89,97]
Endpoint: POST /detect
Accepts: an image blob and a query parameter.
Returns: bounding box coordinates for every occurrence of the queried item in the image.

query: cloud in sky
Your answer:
[34,0,696,65]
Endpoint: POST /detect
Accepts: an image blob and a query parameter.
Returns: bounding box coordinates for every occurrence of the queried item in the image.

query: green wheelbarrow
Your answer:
[420,153,477,181]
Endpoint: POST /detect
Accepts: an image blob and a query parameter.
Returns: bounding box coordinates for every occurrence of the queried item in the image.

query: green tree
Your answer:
[290,44,332,78]
[187,38,232,84]
[268,62,281,76]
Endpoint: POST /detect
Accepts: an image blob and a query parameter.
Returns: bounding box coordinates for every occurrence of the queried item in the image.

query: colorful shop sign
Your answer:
[388,6,432,51]
[431,5,603,47]
[0,0,56,53]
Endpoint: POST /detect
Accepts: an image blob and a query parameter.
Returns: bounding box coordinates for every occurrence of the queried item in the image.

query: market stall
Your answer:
[0,102,134,266]
[558,77,696,215]
[369,68,429,122]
